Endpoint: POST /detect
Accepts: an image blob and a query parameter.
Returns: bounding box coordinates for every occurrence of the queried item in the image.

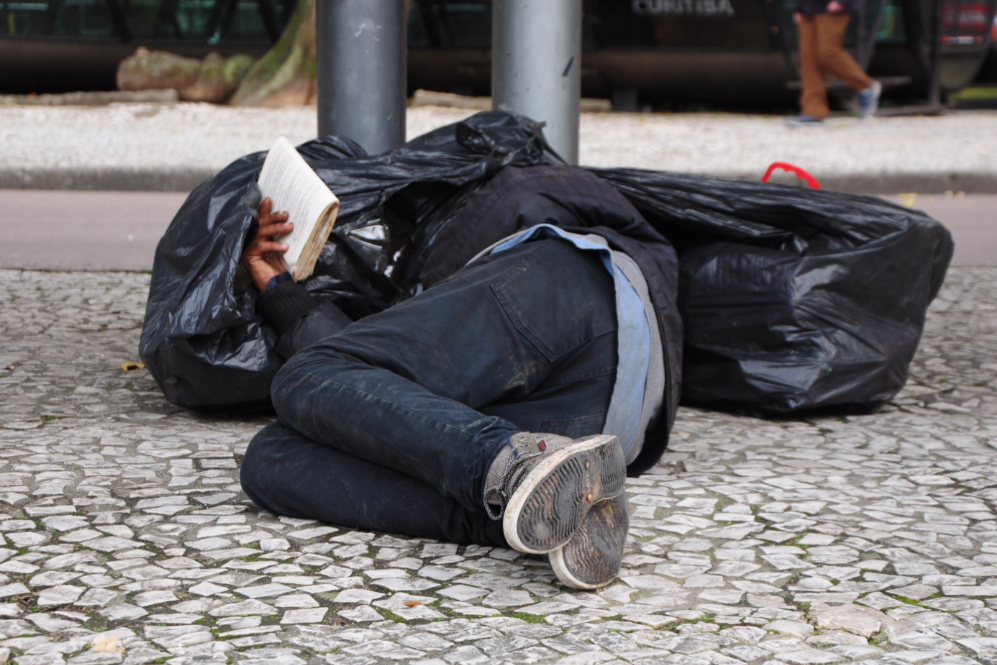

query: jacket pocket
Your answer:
[490,243,616,361]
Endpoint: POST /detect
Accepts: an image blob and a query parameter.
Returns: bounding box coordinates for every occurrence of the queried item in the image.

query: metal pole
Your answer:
[492,0,582,165]
[316,0,407,155]
[927,0,943,109]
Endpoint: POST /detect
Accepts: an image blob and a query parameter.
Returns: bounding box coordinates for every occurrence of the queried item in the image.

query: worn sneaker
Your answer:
[786,114,824,128]
[857,80,882,119]
[493,433,627,555]
[549,492,629,589]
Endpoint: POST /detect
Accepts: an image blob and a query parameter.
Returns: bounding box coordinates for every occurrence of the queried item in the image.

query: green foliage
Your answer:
[892,595,920,606]
[950,86,997,101]
[510,612,546,624]
[378,608,408,623]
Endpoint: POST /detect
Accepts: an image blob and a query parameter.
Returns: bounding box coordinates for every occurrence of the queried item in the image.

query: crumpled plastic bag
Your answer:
[141,110,953,417]
[596,168,954,415]
[140,112,561,409]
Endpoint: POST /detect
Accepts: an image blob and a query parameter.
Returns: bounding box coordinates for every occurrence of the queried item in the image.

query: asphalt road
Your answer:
[4,190,187,271]
[1,190,993,271]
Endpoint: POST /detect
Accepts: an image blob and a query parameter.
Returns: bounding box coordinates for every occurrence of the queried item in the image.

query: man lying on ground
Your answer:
[239,166,681,589]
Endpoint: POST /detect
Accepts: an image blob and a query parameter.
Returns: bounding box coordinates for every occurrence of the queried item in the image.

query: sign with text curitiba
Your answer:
[594,0,769,50]
[632,0,736,17]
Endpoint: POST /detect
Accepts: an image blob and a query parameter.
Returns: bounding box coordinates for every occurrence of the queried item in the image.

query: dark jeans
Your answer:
[240,239,619,547]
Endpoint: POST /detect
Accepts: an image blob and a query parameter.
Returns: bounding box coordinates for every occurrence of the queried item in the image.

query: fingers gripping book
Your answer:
[257,136,340,281]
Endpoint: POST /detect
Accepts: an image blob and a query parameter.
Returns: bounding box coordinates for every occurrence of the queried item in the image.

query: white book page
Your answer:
[257,136,339,274]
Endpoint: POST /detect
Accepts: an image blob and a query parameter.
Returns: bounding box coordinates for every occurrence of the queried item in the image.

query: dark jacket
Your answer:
[259,165,682,477]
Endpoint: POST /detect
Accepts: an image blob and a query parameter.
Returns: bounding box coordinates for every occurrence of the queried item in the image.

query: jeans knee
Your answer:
[271,349,322,421]
[272,342,365,426]
[239,427,280,513]
[270,359,298,420]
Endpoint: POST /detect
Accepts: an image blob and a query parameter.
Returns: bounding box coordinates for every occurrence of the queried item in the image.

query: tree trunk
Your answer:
[229,0,317,107]
[117,47,254,104]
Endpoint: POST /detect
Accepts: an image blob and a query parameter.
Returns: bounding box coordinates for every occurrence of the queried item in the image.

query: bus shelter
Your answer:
[407,0,997,107]
[871,0,997,98]
[1,0,994,104]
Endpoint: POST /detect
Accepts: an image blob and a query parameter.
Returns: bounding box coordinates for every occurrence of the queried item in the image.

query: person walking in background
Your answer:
[788,0,882,126]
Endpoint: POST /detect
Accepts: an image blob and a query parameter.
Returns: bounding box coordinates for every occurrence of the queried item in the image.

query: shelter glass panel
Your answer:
[1,0,115,37]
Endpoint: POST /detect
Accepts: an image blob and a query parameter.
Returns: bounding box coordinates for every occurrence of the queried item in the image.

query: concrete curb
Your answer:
[0,167,215,192]
[0,89,180,107]
[2,166,994,195]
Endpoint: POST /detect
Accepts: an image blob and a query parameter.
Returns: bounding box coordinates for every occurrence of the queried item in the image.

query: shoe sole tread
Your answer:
[549,493,629,589]
[503,434,626,554]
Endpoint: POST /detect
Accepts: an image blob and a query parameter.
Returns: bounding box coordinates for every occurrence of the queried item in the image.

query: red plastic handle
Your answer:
[761,162,821,190]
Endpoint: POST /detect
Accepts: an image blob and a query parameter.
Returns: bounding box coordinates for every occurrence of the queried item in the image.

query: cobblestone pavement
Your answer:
[1,266,995,665]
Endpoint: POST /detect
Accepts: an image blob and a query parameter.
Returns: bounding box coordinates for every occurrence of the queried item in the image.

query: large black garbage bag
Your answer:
[594,169,954,415]
[140,112,561,409]
[142,108,953,418]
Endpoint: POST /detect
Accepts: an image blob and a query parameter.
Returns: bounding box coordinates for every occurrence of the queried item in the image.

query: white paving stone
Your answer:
[280,608,327,624]
[36,585,84,607]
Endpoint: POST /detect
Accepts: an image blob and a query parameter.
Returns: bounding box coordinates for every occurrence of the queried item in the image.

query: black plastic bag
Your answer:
[141,110,953,418]
[595,168,954,415]
[140,112,561,409]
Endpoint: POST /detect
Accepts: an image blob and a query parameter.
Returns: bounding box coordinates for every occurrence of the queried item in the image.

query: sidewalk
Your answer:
[1,101,996,193]
[2,101,997,665]
[1,263,996,664]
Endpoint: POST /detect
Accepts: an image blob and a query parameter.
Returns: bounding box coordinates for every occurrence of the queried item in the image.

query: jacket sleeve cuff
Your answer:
[256,278,318,336]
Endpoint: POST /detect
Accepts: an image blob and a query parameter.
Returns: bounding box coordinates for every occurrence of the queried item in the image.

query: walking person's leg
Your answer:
[814,13,880,117]
[813,13,874,92]
[798,15,830,120]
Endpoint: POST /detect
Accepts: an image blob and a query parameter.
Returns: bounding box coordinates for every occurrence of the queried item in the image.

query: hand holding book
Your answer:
[241,137,341,292]
[255,136,340,282]
[241,197,294,292]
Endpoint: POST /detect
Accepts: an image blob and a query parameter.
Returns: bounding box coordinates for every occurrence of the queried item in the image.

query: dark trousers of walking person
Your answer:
[240,238,619,548]
[798,13,875,119]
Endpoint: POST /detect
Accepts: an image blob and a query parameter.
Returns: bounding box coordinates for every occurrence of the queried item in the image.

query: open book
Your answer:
[257,136,340,282]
